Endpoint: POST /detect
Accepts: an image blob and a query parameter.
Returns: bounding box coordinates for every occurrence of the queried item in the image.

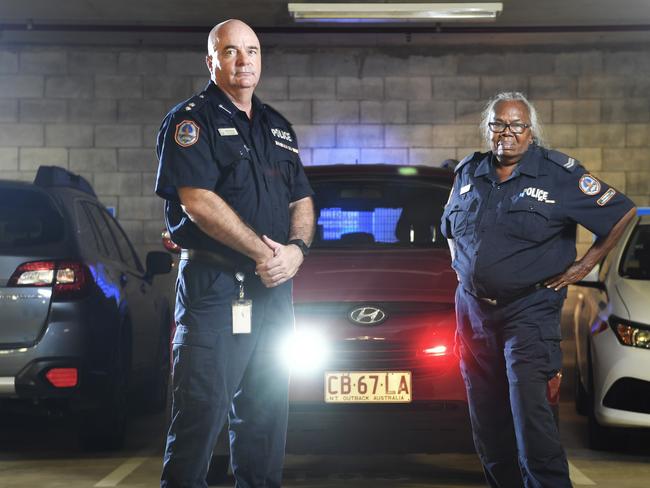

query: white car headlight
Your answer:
[278,329,330,373]
[611,318,650,349]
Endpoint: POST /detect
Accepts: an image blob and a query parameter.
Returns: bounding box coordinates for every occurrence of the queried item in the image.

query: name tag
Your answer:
[218,127,238,136]
[460,184,472,195]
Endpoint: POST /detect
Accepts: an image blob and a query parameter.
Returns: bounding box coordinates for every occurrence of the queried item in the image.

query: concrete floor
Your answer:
[1,289,650,487]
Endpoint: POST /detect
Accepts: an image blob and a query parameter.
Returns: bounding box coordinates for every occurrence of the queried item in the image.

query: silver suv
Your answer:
[0,166,172,449]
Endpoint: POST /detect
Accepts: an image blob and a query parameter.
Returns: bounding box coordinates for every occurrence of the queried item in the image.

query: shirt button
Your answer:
[497,186,501,190]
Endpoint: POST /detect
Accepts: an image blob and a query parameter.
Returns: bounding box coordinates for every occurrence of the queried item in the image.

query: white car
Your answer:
[573,208,650,449]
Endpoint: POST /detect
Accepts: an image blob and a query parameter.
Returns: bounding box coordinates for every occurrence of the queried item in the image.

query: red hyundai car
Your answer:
[282,164,472,454]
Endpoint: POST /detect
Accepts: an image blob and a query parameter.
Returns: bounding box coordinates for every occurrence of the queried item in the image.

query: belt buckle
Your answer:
[480,297,498,306]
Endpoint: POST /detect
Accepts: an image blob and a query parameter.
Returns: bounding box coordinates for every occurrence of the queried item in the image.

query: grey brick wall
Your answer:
[1,44,649,260]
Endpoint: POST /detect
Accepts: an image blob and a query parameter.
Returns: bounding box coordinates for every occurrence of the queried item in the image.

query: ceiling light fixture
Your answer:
[287,3,503,23]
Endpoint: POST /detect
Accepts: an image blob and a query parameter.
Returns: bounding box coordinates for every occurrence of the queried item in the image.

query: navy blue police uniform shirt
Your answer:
[155,82,314,271]
[441,144,634,300]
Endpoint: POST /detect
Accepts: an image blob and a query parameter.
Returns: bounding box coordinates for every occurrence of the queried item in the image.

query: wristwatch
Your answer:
[288,239,309,257]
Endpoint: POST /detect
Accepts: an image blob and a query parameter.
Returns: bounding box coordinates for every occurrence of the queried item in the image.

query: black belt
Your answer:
[471,282,545,307]
[180,249,235,271]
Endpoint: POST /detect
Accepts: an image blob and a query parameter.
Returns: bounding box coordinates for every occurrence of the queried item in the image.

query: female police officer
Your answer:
[441,92,636,487]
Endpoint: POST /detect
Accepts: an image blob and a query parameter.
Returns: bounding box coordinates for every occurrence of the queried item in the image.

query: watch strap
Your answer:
[288,238,309,256]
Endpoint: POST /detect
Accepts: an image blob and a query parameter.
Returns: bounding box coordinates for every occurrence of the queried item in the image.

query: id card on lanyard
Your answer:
[232,271,252,334]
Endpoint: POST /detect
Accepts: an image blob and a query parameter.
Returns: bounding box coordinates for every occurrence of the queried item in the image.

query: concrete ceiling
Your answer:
[1,1,650,46]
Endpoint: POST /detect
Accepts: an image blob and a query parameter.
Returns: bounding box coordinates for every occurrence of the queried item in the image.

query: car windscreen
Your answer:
[620,224,650,280]
[311,178,450,249]
[0,188,65,251]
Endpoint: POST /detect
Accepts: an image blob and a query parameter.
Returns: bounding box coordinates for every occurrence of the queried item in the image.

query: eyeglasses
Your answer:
[488,121,530,134]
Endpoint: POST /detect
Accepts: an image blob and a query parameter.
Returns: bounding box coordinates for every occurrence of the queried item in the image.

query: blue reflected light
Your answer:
[317,207,402,243]
[88,263,121,303]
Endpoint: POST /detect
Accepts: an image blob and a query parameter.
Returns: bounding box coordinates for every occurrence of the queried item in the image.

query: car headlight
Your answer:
[610,317,650,349]
[278,329,330,373]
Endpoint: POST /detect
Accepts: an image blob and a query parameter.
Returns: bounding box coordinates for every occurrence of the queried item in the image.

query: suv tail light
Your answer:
[45,367,78,388]
[8,260,92,300]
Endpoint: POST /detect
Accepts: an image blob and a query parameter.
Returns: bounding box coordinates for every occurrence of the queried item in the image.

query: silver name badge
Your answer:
[460,184,472,195]
[218,127,238,136]
[232,272,251,334]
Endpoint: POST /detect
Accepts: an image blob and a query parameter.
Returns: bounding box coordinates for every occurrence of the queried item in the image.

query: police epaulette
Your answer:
[264,103,293,127]
[544,149,579,172]
[177,92,209,114]
[454,151,484,173]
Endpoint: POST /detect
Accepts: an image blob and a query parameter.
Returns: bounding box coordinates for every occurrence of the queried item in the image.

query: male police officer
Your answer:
[441,92,636,488]
[155,19,315,488]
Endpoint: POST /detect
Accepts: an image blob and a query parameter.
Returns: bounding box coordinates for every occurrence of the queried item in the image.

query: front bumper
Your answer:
[592,328,650,428]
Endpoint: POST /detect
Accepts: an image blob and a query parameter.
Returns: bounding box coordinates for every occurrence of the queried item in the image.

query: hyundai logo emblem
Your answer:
[349,307,387,326]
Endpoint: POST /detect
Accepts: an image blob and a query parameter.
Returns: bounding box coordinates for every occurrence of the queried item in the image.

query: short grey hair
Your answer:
[480,92,547,148]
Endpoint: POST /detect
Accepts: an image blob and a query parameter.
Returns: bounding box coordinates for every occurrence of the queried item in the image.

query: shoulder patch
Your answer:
[174,120,200,147]
[454,151,484,173]
[579,173,601,196]
[544,149,579,172]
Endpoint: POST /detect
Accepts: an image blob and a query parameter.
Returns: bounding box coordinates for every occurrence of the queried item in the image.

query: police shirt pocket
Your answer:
[505,199,552,243]
[217,142,252,203]
[447,198,477,238]
[274,158,296,191]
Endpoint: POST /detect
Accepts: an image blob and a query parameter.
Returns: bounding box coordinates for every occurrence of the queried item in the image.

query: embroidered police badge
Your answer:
[175,120,199,147]
[579,174,601,196]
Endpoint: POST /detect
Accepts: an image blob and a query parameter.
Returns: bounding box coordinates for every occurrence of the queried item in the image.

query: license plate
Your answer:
[324,371,412,403]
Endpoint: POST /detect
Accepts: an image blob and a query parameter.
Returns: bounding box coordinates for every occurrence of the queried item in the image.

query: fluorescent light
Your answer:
[288,3,503,23]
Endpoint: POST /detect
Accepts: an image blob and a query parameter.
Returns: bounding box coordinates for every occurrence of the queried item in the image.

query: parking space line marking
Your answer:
[94,455,151,487]
[569,460,596,486]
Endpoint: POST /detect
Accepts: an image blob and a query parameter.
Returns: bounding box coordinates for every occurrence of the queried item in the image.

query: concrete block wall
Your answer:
[1,45,649,260]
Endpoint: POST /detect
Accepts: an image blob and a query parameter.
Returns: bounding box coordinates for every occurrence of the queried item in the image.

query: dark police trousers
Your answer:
[455,286,572,488]
[161,259,294,488]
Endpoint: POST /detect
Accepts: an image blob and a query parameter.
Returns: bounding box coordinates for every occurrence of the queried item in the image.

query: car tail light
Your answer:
[8,260,92,299]
[546,372,562,406]
[162,230,181,254]
[45,368,78,388]
[423,345,448,356]
[8,261,56,286]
